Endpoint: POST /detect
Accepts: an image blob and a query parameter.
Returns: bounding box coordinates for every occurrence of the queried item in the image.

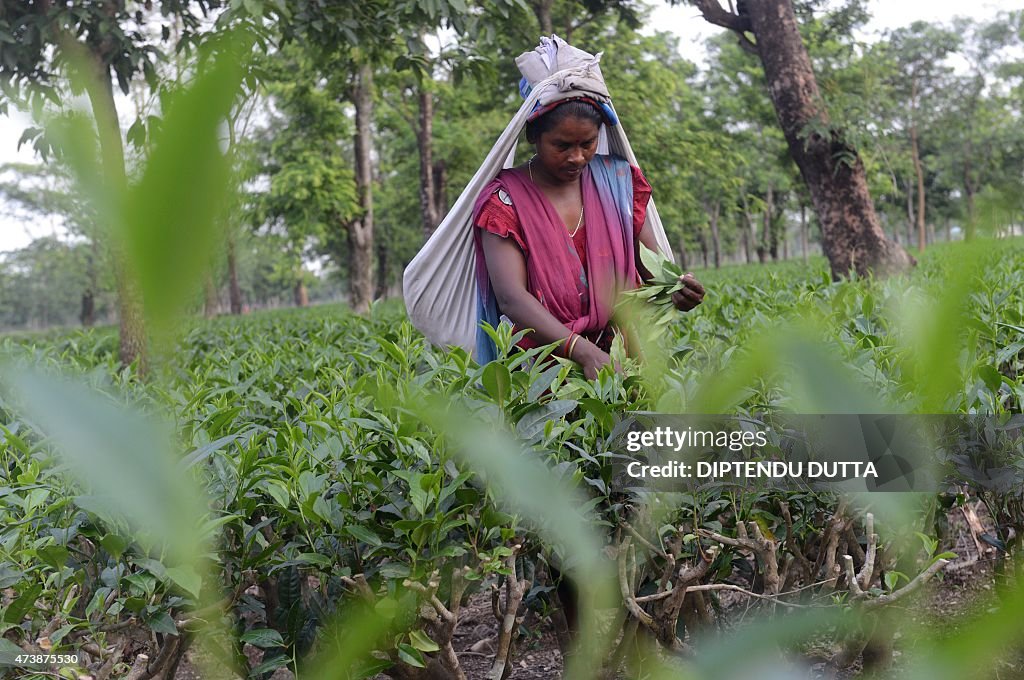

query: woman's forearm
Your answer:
[493,287,573,352]
[494,288,609,374]
[480,230,608,373]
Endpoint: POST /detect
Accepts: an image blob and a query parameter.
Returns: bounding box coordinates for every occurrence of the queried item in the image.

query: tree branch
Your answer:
[691,0,752,33]
[863,557,949,611]
[489,546,528,680]
[841,554,949,610]
[682,583,813,609]
[735,33,759,56]
[124,654,149,680]
[617,537,654,627]
[405,576,456,623]
[621,521,668,560]
[699,521,781,596]
[857,513,877,591]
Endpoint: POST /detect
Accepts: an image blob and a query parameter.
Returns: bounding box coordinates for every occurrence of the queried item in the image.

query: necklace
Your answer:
[529,156,585,238]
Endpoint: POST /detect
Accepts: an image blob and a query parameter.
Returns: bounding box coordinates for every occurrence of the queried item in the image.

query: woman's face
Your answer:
[532,115,600,185]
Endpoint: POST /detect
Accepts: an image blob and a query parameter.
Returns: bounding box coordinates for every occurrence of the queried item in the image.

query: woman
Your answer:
[473,97,705,377]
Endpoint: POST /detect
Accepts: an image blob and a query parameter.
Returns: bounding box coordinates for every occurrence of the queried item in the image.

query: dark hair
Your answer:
[525,99,604,143]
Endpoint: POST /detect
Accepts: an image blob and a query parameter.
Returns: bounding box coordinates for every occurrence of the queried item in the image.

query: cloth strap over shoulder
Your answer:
[402,35,674,355]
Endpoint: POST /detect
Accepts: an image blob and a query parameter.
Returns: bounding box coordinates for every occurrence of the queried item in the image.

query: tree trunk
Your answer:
[801,203,808,263]
[696,0,914,278]
[739,192,754,263]
[909,78,926,253]
[80,239,98,327]
[769,189,781,260]
[418,88,440,239]
[740,224,750,264]
[532,0,554,34]
[227,232,242,314]
[83,44,147,373]
[708,200,721,269]
[698,231,708,268]
[375,238,390,300]
[433,160,448,219]
[116,278,147,372]
[204,274,219,318]
[678,238,689,271]
[293,278,308,307]
[963,148,977,240]
[759,185,773,263]
[80,290,95,327]
[905,181,915,248]
[349,62,375,314]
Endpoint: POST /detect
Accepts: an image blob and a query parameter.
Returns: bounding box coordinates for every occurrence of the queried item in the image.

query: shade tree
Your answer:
[0,0,263,371]
[685,0,915,278]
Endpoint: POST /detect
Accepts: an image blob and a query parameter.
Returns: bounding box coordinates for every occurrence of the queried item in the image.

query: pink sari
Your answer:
[472,154,638,361]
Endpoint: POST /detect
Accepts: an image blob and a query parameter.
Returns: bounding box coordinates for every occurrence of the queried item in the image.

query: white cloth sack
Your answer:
[403,36,674,353]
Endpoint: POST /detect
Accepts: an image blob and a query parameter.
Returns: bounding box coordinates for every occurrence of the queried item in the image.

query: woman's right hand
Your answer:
[572,338,614,380]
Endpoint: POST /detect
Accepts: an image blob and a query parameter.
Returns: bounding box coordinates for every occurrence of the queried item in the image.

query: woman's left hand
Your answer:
[671,273,705,312]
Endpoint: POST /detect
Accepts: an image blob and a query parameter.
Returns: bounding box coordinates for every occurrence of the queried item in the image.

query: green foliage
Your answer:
[2,3,1024,677]
[248,44,360,270]
[0,238,111,330]
[119,47,249,338]
[1,237,1022,676]
[0,0,225,157]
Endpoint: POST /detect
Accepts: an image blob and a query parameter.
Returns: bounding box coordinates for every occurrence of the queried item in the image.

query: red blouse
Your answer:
[474,164,653,350]
[475,164,652,263]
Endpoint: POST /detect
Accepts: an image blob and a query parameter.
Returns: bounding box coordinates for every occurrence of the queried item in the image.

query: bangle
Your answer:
[563,332,575,355]
[567,334,581,359]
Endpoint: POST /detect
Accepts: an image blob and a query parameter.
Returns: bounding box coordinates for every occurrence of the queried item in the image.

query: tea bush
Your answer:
[0,240,1022,679]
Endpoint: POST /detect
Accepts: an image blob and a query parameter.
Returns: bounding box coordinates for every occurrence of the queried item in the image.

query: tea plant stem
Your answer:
[844,554,867,598]
[134,632,179,680]
[857,514,878,591]
[95,618,138,633]
[617,537,654,627]
[633,590,672,603]
[489,546,528,680]
[404,579,456,622]
[842,554,950,610]
[844,523,867,566]
[404,571,470,679]
[124,653,149,680]
[80,642,104,659]
[620,521,668,559]
[698,522,781,596]
[681,583,814,609]
[815,508,851,588]
[341,574,376,603]
[605,617,639,675]
[94,639,127,680]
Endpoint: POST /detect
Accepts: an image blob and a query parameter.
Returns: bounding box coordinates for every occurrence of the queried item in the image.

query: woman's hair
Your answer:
[525,99,604,143]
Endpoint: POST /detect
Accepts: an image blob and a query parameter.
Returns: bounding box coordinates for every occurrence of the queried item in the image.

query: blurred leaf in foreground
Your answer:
[903,574,1024,680]
[118,39,249,342]
[0,365,206,569]
[52,31,252,361]
[414,394,619,680]
[893,241,987,413]
[304,592,418,680]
